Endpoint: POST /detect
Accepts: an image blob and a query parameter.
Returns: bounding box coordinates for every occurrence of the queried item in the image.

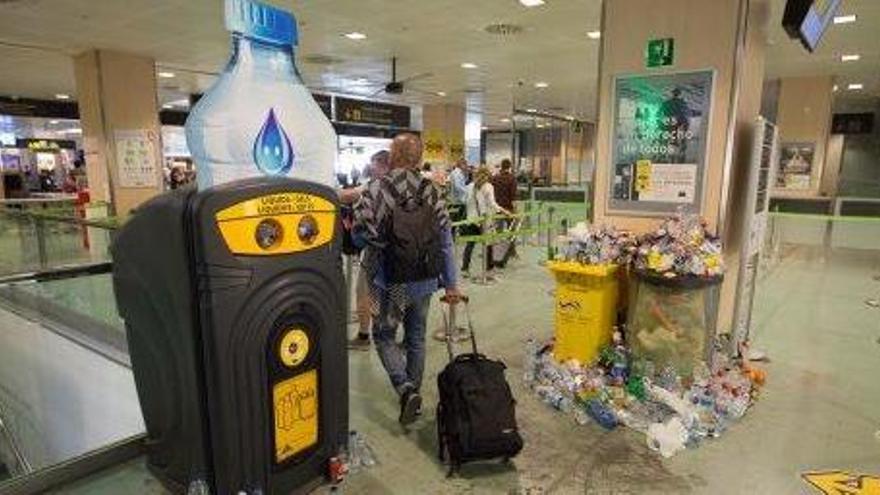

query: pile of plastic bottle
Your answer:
[559,222,636,265]
[524,331,766,458]
[632,212,724,279]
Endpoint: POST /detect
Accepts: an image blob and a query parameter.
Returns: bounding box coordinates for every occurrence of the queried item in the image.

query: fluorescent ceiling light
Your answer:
[168,98,189,107]
[436,91,447,97]
[847,83,863,90]
[162,104,173,109]
[840,54,860,62]
[519,0,545,7]
[526,108,537,112]
[481,126,488,130]
[500,118,511,123]
[460,62,478,69]
[157,71,175,78]
[66,128,82,134]
[587,30,601,39]
[55,94,70,100]
[534,81,549,88]
[49,120,59,124]
[344,32,367,40]
[833,14,856,24]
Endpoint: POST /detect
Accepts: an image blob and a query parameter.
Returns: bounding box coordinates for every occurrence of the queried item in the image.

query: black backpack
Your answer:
[340,204,361,256]
[383,177,442,283]
[436,296,523,475]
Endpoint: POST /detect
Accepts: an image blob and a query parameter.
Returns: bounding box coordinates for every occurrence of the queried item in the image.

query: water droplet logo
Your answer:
[253,108,294,175]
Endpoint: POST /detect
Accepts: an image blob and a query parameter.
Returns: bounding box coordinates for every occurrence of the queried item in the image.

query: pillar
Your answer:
[774,76,835,196]
[74,50,163,216]
[422,104,465,169]
[592,0,770,335]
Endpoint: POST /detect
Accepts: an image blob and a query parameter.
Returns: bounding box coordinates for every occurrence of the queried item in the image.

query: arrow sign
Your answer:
[802,471,880,495]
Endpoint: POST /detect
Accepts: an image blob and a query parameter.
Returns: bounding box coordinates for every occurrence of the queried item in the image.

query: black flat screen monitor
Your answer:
[782,0,842,52]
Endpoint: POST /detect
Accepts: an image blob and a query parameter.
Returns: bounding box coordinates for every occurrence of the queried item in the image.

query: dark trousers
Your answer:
[461,223,493,272]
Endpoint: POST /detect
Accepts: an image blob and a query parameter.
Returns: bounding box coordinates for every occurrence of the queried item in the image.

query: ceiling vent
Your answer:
[484,23,524,36]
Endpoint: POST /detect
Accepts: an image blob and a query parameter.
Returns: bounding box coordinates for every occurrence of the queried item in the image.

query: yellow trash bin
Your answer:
[547,261,619,364]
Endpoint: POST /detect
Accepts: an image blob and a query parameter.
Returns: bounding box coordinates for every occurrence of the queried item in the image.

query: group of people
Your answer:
[340,133,519,427]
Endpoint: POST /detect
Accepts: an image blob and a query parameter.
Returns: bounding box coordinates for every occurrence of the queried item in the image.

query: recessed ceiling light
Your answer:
[519,0,545,7]
[344,32,367,40]
[833,14,856,24]
[461,62,478,69]
[847,83,863,90]
[55,94,70,100]
[168,98,189,107]
[534,81,549,89]
[833,84,839,92]
[587,30,601,40]
[565,115,575,120]
[481,126,489,130]
[49,120,59,124]
[501,118,511,123]
[66,128,82,134]
[526,108,537,112]
[840,54,860,62]
[436,91,447,97]
[536,124,546,128]
[157,71,175,78]
[162,104,173,109]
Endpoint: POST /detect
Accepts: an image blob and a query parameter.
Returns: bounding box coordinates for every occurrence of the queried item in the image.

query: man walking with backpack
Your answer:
[354,133,461,426]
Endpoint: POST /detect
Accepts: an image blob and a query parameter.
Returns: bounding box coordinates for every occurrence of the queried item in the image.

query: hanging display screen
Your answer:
[608,71,714,216]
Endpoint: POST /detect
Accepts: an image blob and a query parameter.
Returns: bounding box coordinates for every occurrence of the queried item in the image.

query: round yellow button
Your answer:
[279,328,309,367]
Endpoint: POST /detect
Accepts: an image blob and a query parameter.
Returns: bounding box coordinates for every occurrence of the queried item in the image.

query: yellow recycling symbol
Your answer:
[273,369,318,463]
[803,471,880,495]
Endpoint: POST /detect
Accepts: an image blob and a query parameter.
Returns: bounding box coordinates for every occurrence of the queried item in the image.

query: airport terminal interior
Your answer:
[0,0,878,494]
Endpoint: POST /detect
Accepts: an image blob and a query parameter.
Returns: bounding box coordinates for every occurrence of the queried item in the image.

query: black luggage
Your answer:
[436,295,523,475]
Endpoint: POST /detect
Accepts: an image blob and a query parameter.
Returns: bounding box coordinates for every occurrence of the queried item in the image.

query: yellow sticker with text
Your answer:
[273,370,318,463]
[802,470,880,495]
[635,160,652,192]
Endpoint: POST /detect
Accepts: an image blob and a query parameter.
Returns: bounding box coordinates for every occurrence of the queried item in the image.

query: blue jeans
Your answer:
[373,293,432,396]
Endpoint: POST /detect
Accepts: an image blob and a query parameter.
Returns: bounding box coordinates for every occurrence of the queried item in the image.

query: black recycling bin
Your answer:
[111,177,347,494]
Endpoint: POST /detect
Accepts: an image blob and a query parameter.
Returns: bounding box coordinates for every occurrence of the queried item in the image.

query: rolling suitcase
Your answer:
[436,295,523,475]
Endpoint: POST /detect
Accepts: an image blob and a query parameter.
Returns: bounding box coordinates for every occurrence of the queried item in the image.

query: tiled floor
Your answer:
[41,242,880,494]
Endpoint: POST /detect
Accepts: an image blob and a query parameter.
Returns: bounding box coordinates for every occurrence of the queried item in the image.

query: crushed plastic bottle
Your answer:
[187,479,210,495]
[585,399,618,430]
[186,0,337,189]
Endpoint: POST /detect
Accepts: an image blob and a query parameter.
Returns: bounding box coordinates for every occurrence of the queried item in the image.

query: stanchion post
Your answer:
[545,206,556,262]
[344,254,357,324]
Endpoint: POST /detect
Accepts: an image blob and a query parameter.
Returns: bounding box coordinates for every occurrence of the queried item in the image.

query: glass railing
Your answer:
[0,208,142,491]
[0,203,118,278]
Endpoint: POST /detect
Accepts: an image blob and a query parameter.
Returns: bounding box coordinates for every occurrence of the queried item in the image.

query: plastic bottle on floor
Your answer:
[186,0,336,189]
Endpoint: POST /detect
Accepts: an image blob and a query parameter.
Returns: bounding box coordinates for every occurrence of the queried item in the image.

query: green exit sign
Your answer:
[646,38,675,68]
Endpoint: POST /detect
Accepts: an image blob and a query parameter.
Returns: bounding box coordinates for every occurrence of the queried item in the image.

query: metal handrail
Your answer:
[0,405,33,478]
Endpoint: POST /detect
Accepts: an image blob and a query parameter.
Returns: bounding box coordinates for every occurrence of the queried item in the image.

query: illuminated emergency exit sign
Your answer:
[646,38,675,68]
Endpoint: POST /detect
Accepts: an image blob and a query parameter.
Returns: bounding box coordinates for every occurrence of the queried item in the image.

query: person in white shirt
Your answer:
[448,159,469,223]
[461,166,511,276]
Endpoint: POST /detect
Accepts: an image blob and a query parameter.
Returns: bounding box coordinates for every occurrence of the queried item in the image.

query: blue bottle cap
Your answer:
[225,0,298,46]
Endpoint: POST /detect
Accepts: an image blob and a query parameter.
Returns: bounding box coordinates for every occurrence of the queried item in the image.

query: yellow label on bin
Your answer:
[273,370,319,463]
[279,328,309,368]
[215,192,336,256]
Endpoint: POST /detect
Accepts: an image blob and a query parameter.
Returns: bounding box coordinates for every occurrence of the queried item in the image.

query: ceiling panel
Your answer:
[0,0,876,124]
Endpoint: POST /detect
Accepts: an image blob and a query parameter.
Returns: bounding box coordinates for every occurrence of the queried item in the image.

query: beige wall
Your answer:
[74,50,162,216]
[593,0,743,234]
[774,76,834,197]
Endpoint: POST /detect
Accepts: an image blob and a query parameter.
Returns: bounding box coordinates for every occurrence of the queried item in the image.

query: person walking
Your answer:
[461,166,512,278]
[448,158,469,224]
[353,133,461,425]
[491,158,519,262]
[347,150,390,350]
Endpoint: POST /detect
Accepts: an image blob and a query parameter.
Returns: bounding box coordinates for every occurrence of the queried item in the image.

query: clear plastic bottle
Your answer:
[186,0,337,190]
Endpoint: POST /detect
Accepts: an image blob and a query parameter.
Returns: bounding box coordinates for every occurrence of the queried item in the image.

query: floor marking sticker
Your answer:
[802,470,880,495]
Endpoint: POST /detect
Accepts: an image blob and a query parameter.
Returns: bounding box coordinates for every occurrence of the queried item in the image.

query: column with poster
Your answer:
[609,71,714,215]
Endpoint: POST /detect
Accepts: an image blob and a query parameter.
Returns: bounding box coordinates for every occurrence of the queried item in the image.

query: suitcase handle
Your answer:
[440,295,478,361]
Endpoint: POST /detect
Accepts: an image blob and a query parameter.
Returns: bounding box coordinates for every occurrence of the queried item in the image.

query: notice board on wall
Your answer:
[608,70,714,216]
[115,129,159,188]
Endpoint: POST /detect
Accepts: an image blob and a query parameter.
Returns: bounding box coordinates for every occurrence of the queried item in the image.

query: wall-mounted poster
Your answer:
[776,142,814,190]
[115,129,159,188]
[609,70,714,215]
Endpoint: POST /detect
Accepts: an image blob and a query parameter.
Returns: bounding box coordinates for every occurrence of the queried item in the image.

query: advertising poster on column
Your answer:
[776,142,814,190]
[609,71,714,215]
